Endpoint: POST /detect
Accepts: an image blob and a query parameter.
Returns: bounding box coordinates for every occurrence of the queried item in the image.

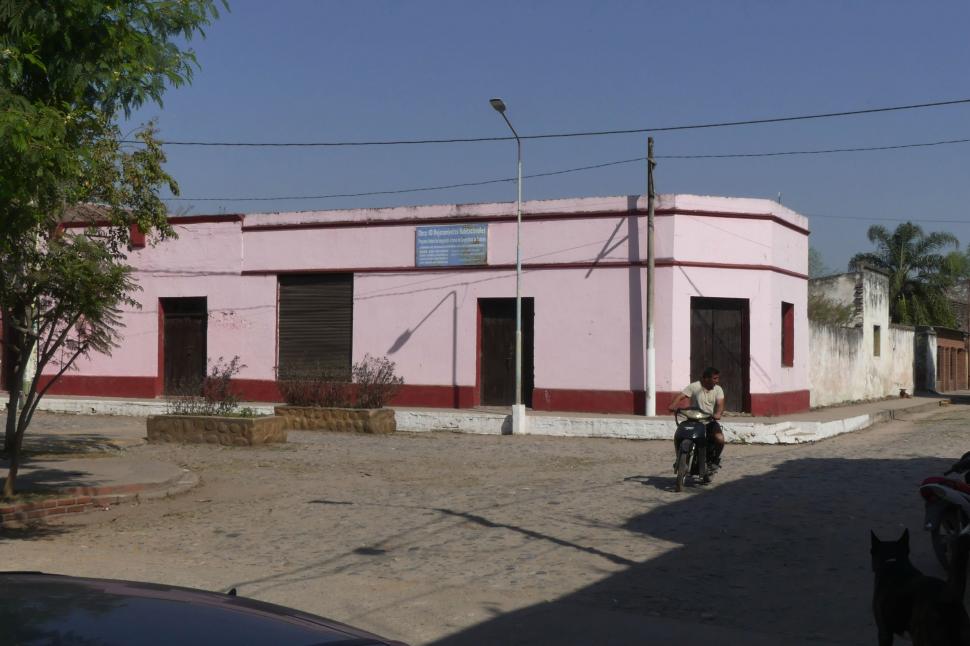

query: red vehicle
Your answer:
[1,571,409,646]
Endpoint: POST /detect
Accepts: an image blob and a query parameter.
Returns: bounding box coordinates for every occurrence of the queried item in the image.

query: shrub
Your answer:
[353,354,404,409]
[277,370,353,408]
[165,355,246,416]
[808,291,856,326]
[276,355,403,409]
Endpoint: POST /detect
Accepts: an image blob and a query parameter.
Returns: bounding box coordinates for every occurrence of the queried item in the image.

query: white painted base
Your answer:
[511,404,527,435]
[30,397,922,445]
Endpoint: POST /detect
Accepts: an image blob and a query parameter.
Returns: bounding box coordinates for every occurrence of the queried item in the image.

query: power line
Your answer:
[660,137,970,159]
[164,136,970,202]
[132,97,970,148]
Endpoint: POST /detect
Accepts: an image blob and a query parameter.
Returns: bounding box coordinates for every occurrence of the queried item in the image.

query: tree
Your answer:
[849,222,960,326]
[0,1,225,499]
[808,246,832,278]
[807,290,855,326]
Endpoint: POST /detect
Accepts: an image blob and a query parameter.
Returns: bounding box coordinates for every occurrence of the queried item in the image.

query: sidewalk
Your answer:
[0,390,956,516]
[27,390,957,444]
[394,392,953,443]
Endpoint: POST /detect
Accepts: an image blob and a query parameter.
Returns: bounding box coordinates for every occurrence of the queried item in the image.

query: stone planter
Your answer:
[146,415,287,446]
[274,405,396,434]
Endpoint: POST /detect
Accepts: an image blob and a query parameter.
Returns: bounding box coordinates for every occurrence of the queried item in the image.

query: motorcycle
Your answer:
[920,451,970,569]
[672,408,719,492]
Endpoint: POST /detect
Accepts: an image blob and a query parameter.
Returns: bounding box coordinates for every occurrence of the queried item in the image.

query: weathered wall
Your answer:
[809,267,914,407]
[809,323,914,407]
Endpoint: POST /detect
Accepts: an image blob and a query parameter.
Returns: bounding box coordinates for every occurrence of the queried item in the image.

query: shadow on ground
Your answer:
[0,455,99,493]
[21,434,124,455]
[0,522,72,542]
[426,454,952,646]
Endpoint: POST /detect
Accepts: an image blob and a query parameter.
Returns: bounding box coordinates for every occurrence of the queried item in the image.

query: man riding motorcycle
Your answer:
[668,367,726,468]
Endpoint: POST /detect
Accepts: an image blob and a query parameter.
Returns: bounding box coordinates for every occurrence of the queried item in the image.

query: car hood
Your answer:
[0,572,406,646]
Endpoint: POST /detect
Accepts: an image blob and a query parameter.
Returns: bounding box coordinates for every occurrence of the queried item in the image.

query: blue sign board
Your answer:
[415,224,488,267]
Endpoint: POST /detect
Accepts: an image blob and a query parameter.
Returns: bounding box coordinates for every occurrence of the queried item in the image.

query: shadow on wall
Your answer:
[427,454,949,646]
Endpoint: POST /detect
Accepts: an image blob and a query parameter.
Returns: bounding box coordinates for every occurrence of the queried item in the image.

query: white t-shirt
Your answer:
[682,381,725,415]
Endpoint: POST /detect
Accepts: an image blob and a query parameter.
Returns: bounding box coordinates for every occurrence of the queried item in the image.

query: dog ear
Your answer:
[901,528,910,547]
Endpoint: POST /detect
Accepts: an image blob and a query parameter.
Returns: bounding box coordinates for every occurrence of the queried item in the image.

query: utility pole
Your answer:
[645,137,656,417]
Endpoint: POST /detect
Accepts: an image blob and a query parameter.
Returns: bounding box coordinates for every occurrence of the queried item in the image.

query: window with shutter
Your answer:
[277,274,353,379]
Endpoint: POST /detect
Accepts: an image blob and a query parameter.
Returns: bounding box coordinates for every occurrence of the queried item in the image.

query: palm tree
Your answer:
[849,222,960,326]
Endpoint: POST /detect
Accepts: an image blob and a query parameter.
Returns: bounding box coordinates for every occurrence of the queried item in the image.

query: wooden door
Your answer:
[479,298,534,407]
[690,297,749,412]
[162,297,207,395]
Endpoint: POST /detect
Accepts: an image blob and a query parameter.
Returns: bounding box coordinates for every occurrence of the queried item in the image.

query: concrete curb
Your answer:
[396,398,948,444]
[36,397,276,417]
[35,395,949,444]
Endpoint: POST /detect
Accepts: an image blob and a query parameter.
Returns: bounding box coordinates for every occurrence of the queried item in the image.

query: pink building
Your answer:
[31,194,810,416]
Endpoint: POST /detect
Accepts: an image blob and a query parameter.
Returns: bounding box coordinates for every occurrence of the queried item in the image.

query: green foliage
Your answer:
[849,222,962,326]
[807,291,855,326]
[808,247,832,278]
[0,0,225,497]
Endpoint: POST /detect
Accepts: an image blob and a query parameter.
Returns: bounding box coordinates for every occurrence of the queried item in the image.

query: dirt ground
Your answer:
[4,405,969,645]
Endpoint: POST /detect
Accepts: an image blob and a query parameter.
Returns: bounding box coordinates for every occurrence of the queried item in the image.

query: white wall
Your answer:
[809,268,914,407]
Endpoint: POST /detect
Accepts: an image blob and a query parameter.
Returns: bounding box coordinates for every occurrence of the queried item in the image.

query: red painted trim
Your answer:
[659,208,809,235]
[35,375,810,417]
[474,301,483,407]
[156,299,165,396]
[391,385,476,408]
[61,214,243,230]
[533,388,643,414]
[749,390,810,416]
[168,214,244,225]
[232,379,282,402]
[39,375,159,398]
[273,280,281,383]
[239,207,809,236]
[663,260,808,280]
[782,302,795,366]
[129,224,146,248]
[243,259,808,280]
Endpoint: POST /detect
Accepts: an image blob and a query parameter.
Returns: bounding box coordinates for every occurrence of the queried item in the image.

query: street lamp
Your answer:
[490,97,525,433]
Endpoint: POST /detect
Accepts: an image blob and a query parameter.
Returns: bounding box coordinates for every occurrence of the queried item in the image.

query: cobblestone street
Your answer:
[4,405,969,645]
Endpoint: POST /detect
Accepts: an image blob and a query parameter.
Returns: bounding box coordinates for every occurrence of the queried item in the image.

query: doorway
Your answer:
[479,298,534,407]
[690,297,750,412]
[160,297,208,395]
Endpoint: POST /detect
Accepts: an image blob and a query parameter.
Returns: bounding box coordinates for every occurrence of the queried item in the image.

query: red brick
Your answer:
[26,510,47,520]
[74,496,92,505]
[0,505,17,515]
[64,505,87,513]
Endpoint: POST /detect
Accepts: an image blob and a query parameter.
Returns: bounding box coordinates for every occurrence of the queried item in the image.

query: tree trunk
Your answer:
[1,441,18,499]
[3,378,20,455]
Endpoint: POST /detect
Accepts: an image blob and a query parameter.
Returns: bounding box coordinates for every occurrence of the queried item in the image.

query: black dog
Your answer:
[871,528,970,645]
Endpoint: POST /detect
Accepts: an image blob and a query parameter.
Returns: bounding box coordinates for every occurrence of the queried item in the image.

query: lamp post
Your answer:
[490,98,526,433]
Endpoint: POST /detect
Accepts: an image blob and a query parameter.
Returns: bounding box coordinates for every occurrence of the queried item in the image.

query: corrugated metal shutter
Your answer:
[278,274,353,379]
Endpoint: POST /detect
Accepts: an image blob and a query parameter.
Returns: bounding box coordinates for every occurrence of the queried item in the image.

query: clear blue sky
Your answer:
[127,0,970,272]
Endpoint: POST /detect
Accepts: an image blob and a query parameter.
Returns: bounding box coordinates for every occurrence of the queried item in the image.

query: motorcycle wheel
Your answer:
[932,506,968,570]
[697,445,709,483]
[675,441,692,492]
